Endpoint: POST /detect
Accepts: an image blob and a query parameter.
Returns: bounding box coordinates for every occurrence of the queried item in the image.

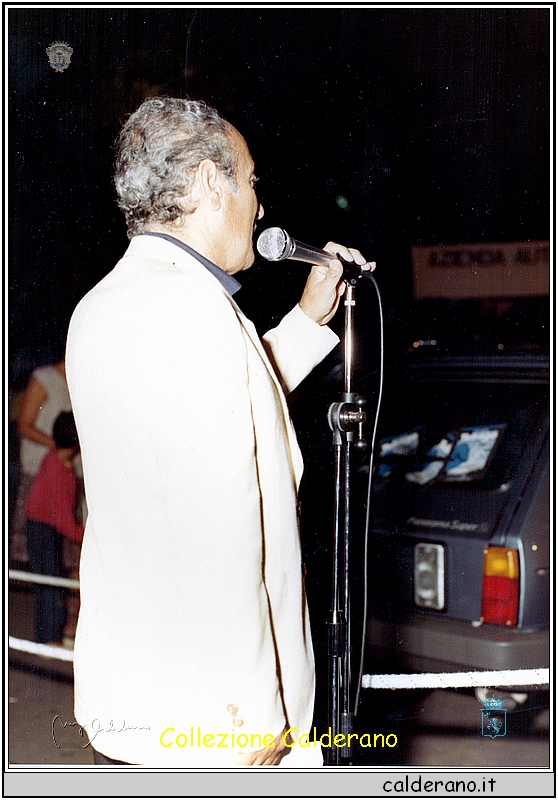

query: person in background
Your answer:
[26,411,84,646]
[11,350,72,563]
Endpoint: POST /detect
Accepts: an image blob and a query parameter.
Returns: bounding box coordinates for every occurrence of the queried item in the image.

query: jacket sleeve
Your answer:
[262,304,339,394]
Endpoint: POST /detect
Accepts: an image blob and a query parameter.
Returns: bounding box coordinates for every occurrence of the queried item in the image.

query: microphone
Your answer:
[256,227,371,284]
[257,227,336,267]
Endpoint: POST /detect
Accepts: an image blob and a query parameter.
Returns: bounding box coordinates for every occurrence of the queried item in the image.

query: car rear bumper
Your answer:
[367,611,549,677]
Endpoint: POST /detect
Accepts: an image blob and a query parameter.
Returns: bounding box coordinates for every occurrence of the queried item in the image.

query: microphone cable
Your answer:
[353,273,384,717]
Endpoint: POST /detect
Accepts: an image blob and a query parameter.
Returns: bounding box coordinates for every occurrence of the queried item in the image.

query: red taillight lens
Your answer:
[481,547,519,626]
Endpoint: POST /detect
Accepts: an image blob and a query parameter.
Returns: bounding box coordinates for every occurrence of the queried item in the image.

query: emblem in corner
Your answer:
[46,42,73,73]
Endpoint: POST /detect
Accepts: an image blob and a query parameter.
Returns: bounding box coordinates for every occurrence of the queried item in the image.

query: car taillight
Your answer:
[481,547,519,626]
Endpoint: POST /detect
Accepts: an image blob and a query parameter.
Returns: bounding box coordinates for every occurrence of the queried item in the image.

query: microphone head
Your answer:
[256,227,290,262]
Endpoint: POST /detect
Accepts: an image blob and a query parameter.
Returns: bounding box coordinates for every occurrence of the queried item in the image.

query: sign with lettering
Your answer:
[411,241,549,300]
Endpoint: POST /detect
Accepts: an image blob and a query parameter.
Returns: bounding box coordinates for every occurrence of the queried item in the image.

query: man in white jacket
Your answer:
[66,97,374,767]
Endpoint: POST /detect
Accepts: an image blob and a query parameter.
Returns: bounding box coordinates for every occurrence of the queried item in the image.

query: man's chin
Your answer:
[226,247,255,275]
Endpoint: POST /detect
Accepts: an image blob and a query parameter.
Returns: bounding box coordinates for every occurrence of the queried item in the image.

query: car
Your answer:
[361,350,549,684]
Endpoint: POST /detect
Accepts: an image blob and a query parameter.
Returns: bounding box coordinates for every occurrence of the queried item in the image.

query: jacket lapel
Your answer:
[126,235,305,486]
[228,295,305,487]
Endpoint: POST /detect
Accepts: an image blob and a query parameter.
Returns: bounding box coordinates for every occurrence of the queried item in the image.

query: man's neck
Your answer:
[143,224,221,268]
[142,230,242,296]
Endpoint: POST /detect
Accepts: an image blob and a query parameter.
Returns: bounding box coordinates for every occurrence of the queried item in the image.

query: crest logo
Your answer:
[480,694,507,738]
[46,42,73,73]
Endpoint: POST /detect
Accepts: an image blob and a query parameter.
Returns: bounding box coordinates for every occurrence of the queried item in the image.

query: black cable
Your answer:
[354,274,384,717]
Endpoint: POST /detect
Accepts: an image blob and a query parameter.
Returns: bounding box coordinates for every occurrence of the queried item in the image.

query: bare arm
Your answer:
[17,376,55,448]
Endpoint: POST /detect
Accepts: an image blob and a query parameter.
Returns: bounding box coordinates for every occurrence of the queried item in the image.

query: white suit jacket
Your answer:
[66,235,338,766]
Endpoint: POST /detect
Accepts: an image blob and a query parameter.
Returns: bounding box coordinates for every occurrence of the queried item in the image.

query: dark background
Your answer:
[9,5,550,383]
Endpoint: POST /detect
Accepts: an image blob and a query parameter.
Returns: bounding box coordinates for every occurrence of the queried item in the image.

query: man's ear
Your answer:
[195,159,224,211]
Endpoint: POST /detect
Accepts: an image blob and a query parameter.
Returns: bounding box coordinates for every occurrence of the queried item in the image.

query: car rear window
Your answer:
[376,374,548,490]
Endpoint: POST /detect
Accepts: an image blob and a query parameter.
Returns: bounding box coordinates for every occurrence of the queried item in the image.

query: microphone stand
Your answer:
[326,268,367,766]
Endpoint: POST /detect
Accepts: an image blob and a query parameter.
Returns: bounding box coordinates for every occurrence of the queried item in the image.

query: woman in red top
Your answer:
[26,412,83,645]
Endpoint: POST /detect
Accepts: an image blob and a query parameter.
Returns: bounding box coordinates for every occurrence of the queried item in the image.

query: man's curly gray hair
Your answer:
[115,97,238,239]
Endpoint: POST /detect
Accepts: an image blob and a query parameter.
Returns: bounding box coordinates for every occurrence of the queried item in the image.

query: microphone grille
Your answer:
[256,227,288,262]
